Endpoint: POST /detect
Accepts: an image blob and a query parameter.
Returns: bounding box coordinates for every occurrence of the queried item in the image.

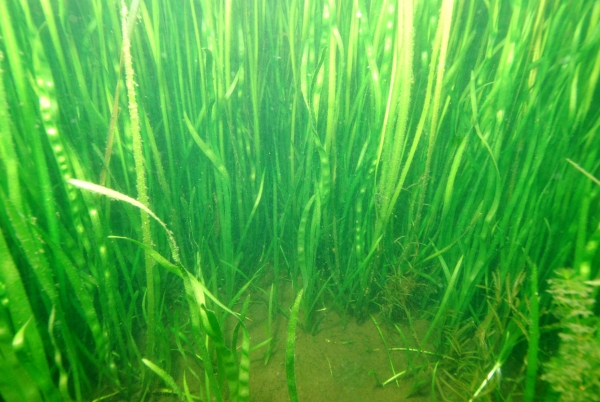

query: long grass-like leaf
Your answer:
[286,289,304,402]
[68,179,181,264]
[423,255,464,344]
[142,358,184,400]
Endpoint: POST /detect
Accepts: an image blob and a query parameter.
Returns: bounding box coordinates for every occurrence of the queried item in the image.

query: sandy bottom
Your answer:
[120,280,434,402]
[97,278,526,402]
[239,281,432,402]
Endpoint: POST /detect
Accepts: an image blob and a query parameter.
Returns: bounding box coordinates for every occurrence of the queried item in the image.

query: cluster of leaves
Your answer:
[377,271,435,322]
[432,271,527,400]
[542,268,600,402]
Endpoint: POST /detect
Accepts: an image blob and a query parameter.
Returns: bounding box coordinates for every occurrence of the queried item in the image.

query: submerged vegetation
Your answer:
[542,269,600,401]
[0,0,599,400]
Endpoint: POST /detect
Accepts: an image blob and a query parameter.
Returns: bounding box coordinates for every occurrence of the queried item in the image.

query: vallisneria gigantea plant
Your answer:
[0,0,599,400]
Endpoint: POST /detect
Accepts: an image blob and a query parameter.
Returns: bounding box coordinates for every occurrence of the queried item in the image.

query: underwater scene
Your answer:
[1,0,600,401]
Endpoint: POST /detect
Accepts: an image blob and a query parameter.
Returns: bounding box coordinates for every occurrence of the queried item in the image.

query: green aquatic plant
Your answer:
[69,178,250,402]
[539,147,600,401]
[377,270,434,325]
[120,0,157,362]
[286,289,304,402]
[0,0,599,400]
[542,269,600,402]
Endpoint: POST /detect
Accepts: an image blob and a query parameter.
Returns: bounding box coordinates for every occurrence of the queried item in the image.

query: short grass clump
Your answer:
[377,271,435,323]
